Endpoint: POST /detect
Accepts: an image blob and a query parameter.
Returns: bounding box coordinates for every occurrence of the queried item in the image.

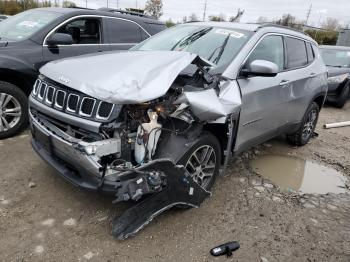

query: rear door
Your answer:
[282,37,316,123]
[104,17,149,51]
[236,34,289,150]
[43,16,110,63]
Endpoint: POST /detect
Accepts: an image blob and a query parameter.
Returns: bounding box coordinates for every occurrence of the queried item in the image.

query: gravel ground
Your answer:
[0,102,349,262]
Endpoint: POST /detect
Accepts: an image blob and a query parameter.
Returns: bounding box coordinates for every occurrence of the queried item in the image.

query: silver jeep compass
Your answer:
[29,23,327,239]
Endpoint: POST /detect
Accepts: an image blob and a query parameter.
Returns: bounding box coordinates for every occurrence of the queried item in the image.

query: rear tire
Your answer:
[334,83,349,108]
[0,81,28,139]
[287,102,319,146]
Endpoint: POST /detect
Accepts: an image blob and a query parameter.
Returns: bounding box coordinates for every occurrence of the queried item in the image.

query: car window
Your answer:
[320,48,350,68]
[107,18,142,43]
[306,42,314,63]
[246,35,284,71]
[285,37,308,69]
[144,23,166,35]
[55,18,101,44]
[133,25,253,72]
[0,10,60,42]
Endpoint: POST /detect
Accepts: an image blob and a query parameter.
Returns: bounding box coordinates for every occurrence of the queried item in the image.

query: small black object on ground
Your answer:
[210,241,240,257]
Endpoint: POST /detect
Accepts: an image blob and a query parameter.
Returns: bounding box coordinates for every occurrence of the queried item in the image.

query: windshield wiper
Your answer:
[210,33,231,65]
[326,64,343,68]
[171,27,212,51]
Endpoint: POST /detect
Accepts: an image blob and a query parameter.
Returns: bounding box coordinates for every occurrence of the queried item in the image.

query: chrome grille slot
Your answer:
[79,97,96,117]
[55,90,66,109]
[67,94,80,113]
[97,101,114,120]
[38,82,47,100]
[45,86,55,105]
[33,79,41,95]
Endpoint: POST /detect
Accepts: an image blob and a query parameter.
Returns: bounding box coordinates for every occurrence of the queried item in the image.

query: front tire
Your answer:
[287,102,319,146]
[0,81,28,139]
[177,132,222,191]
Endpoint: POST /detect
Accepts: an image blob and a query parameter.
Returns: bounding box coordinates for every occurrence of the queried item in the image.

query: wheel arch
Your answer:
[0,68,34,96]
[312,92,326,111]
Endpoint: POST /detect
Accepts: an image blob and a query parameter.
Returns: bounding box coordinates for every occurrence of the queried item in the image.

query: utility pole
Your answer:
[306,4,312,25]
[202,0,207,21]
[86,0,88,8]
[107,0,109,7]
[117,0,119,9]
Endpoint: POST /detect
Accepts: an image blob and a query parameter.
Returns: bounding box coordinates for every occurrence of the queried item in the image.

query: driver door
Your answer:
[42,17,109,65]
[235,34,290,151]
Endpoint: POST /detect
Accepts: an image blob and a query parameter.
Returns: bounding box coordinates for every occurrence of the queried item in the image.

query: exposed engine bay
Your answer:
[30,51,242,239]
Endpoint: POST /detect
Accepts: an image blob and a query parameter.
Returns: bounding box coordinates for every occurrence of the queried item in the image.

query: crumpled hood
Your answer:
[40,50,197,104]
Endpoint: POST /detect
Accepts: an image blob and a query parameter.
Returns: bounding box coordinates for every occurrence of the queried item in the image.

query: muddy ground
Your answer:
[0,102,349,262]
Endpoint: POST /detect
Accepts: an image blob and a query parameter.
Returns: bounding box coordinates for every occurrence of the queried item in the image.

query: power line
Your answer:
[306,4,312,25]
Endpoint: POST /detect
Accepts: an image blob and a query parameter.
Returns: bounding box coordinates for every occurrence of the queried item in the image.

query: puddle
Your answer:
[250,155,348,195]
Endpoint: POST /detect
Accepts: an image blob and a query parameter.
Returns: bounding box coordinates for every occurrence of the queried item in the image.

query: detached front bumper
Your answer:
[29,109,118,194]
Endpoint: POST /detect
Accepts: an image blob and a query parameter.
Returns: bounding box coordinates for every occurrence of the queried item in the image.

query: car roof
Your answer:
[34,7,164,24]
[183,22,315,42]
[185,21,260,31]
[319,45,350,51]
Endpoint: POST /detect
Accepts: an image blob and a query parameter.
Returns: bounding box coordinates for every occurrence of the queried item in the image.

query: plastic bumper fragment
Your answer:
[112,160,210,240]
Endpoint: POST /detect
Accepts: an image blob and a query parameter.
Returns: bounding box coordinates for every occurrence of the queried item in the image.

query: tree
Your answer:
[41,1,53,7]
[305,29,338,45]
[17,0,39,11]
[0,0,22,15]
[188,13,199,22]
[144,0,163,19]
[165,19,175,28]
[256,16,269,23]
[321,17,340,31]
[208,13,226,22]
[229,8,244,22]
[274,13,303,30]
[62,0,76,8]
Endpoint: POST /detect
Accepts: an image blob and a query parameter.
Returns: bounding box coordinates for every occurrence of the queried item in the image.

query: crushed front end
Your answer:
[29,51,241,238]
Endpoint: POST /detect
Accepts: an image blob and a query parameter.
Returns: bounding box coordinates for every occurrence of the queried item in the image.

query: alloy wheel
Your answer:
[185,145,217,188]
[0,93,22,132]
[301,109,317,141]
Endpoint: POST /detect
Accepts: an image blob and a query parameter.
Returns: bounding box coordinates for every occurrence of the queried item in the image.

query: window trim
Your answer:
[43,15,151,47]
[239,33,317,77]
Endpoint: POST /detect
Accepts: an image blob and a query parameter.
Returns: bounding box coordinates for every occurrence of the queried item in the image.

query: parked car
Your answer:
[0,15,9,22]
[319,45,350,108]
[0,7,165,139]
[29,23,327,238]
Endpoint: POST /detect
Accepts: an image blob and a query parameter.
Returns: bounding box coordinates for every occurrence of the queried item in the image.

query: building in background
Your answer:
[337,29,350,47]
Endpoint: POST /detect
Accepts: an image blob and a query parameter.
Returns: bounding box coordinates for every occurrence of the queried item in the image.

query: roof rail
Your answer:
[256,23,309,36]
[97,7,153,19]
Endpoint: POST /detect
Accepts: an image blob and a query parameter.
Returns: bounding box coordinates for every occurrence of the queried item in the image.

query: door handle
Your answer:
[309,73,317,78]
[279,80,290,86]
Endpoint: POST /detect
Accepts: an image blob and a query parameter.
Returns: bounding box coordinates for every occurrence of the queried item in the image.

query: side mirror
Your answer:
[242,60,279,77]
[46,33,74,46]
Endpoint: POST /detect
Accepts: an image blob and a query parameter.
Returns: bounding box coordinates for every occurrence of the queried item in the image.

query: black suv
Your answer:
[0,7,165,138]
[320,45,350,108]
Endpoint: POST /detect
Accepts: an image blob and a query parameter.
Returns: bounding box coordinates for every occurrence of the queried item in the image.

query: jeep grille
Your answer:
[31,79,116,122]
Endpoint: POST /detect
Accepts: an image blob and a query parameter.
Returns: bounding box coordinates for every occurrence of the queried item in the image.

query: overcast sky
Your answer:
[71,0,350,27]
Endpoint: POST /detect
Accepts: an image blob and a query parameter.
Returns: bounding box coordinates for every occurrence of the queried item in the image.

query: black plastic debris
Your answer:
[112,160,211,240]
[210,241,240,257]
